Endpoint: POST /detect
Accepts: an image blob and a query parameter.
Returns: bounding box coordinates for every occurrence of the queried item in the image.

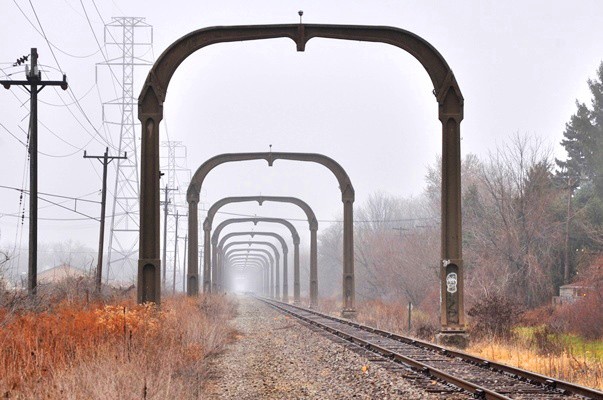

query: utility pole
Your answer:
[172,211,187,294]
[563,175,575,284]
[173,210,179,294]
[1,48,68,296]
[84,147,127,293]
[161,185,178,289]
[182,234,187,292]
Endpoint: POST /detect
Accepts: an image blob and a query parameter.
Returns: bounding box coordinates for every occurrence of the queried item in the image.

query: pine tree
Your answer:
[557,62,603,266]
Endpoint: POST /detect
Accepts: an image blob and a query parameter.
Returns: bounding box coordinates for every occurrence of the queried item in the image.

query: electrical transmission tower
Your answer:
[161,141,191,291]
[99,17,153,283]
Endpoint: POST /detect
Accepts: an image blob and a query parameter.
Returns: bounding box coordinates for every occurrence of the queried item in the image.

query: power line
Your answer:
[170,203,438,225]
[38,196,100,221]
[0,213,129,222]
[80,0,123,91]
[12,125,97,158]
[11,0,102,59]
[24,0,117,151]
[0,122,28,147]
[0,184,101,204]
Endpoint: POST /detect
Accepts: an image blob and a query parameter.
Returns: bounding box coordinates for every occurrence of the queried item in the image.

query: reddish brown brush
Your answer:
[0,294,236,398]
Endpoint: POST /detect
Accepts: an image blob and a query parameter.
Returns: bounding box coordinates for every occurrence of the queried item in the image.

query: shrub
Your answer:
[0,293,237,398]
[468,292,524,339]
[553,291,603,339]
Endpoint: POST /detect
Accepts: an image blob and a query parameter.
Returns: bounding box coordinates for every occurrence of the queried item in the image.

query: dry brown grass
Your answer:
[351,298,603,391]
[466,338,603,390]
[0,293,237,399]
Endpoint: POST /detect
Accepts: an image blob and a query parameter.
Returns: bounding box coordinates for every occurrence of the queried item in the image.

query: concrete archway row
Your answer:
[137,23,465,339]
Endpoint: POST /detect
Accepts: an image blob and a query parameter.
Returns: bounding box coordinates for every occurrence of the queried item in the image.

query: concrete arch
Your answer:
[223,248,278,287]
[211,217,299,301]
[212,218,300,295]
[218,232,287,298]
[223,240,280,288]
[138,23,464,337]
[227,256,270,296]
[186,152,352,308]
[203,195,318,305]
[218,231,288,258]
[223,241,280,260]
[228,254,271,296]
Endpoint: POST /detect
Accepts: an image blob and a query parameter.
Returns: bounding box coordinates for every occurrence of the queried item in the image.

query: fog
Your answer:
[1,1,601,288]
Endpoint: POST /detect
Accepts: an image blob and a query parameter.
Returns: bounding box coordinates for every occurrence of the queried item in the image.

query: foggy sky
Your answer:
[1,1,602,280]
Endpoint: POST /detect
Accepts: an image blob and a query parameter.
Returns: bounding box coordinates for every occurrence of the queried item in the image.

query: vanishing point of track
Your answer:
[257,297,603,400]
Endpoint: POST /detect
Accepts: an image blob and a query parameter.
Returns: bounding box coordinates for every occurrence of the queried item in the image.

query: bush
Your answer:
[468,292,523,339]
[0,294,237,398]
[553,291,603,339]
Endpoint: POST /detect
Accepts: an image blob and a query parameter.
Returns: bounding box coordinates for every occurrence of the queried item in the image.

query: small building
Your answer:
[553,284,590,305]
[37,264,87,284]
[553,254,602,306]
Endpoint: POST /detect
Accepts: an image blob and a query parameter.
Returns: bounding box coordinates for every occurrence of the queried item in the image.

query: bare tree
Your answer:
[469,134,565,306]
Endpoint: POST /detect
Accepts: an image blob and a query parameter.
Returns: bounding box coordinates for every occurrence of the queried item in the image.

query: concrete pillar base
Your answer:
[435,331,470,349]
[340,309,357,320]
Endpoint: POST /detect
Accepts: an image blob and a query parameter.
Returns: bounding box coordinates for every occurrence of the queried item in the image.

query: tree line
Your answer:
[317,62,603,314]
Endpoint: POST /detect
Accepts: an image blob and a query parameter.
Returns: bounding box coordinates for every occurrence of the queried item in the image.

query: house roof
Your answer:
[37,264,87,283]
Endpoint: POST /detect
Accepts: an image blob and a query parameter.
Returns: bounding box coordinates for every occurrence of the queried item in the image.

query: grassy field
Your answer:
[466,328,603,390]
[349,298,603,391]
[0,294,237,398]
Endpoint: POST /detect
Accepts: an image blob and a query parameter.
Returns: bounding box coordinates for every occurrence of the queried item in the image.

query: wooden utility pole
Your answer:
[172,211,186,294]
[173,210,179,294]
[1,48,68,296]
[84,147,127,293]
[161,185,177,289]
[563,175,575,284]
[182,234,188,292]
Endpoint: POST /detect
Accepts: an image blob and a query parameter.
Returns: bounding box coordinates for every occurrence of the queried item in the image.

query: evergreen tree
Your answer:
[557,62,603,197]
[557,62,603,265]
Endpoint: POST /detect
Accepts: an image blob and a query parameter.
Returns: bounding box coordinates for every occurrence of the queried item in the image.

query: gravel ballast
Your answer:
[204,296,468,399]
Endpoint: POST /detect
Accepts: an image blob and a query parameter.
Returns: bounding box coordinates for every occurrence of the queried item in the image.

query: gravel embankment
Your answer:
[204,296,469,399]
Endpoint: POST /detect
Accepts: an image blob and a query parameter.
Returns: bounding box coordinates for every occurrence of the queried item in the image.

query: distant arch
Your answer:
[225,248,275,296]
[203,195,318,304]
[211,217,299,300]
[228,256,270,296]
[222,240,280,291]
[185,152,352,307]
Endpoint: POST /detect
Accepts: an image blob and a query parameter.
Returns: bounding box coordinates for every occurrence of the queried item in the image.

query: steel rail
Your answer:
[257,297,603,400]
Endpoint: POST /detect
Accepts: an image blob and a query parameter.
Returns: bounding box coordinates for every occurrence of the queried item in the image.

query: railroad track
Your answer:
[256,297,603,400]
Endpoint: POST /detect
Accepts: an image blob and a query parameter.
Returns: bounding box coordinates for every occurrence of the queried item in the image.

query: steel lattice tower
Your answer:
[101,17,153,283]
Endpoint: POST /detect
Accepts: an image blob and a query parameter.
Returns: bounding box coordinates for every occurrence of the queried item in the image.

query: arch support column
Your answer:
[275,252,281,301]
[341,197,355,318]
[308,225,318,307]
[211,242,218,292]
[138,107,162,304]
[435,85,468,348]
[285,241,297,304]
[203,221,212,293]
[187,199,199,296]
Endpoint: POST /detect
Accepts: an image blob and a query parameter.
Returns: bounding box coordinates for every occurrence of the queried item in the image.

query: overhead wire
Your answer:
[0,123,28,147]
[25,0,117,151]
[13,125,97,158]
[0,184,101,204]
[171,202,438,225]
[11,0,102,59]
[1,211,131,222]
[80,0,123,91]
[38,196,99,221]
